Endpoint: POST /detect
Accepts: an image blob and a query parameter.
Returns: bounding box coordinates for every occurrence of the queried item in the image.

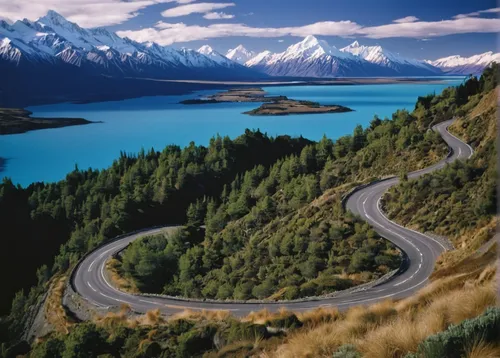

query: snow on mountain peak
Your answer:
[245,50,273,67]
[38,10,75,29]
[226,44,255,64]
[198,45,214,55]
[197,45,239,67]
[281,35,353,61]
[427,51,500,74]
[340,41,433,70]
[301,35,320,47]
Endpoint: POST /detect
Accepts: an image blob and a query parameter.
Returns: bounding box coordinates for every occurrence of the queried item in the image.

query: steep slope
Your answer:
[0,10,265,84]
[341,41,441,76]
[226,44,256,64]
[197,45,240,67]
[246,36,419,77]
[250,35,384,78]
[244,50,275,71]
[427,51,500,75]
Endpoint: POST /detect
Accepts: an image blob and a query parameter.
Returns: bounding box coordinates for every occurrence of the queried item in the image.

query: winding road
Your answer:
[72,119,473,316]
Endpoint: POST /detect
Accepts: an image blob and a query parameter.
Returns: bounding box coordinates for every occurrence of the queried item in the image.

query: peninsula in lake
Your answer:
[180,88,353,116]
[0,108,94,135]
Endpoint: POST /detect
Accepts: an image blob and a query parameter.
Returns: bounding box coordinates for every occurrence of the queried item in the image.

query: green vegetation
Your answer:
[116,103,449,300]
[405,307,500,358]
[26,312,283,358]
[1,68,497,358]
[0,131,310,334]
[383,66,497,242]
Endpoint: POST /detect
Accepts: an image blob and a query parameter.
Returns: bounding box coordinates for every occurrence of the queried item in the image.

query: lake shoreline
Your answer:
[12,77,454,109]
[4,80,461,186]
[0,108,96,135]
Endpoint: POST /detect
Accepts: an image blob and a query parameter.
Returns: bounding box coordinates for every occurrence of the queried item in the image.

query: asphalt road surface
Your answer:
[72,119,473,316]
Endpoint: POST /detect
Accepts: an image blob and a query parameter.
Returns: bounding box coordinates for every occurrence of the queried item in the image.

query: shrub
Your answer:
[407,307,500,358]
[265,313,303,330]
[176,325,217,357]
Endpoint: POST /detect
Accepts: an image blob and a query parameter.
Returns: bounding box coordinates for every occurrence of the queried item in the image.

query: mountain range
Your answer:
[237,37,497,77]
[241,36,442,77]
[0,10,261,81]
[0,10,498,107]
[426,52,500,75]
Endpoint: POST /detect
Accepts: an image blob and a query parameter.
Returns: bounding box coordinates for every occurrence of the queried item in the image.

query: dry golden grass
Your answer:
[263,245,498,358]
[465,340,500,358]
[94,303,133,330]
[170,309,233,322]
[106,258,139,294]
[243,309,275,325]
[95,304,167,329]
[45,275,76,334]
[268,287,287,300]
[297,307,341,328]
[243,307,295,325]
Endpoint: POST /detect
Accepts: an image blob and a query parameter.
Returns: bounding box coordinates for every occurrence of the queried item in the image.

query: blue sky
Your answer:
[1,0,498,59]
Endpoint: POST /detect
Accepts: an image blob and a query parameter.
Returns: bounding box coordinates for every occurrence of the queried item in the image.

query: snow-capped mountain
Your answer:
[226,45,255,64]
[245,50,275,71]
[0,10,262,81]
[197,45,241,68]
[426,52,500,75]
[340,41,440,76]
[245,36,399,78]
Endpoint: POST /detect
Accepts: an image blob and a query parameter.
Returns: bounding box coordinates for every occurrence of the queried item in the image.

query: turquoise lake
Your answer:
[1,80,462,186]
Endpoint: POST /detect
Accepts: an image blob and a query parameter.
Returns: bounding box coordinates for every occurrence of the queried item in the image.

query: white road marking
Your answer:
[445,124,474,159]
[376,197,448,252]
[87,281,97,292]
[99,291,130,304]
[100,260,125,295]
[335,275,429,307]
[88,259,97,272]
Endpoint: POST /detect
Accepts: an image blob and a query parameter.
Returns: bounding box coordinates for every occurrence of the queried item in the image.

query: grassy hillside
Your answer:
[383,85,497,270]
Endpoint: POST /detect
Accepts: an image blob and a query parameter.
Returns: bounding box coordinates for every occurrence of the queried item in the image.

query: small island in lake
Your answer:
[0,108,95,135]
[244,100,352,116]
[180,88,353,116]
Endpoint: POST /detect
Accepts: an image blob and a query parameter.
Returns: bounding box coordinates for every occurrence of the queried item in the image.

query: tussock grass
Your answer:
[263,246,497,358]
[465,340,500,358]
[297,307,341,327]
[95,304,167,328]
[45,275,75,334]
[170,309,233,322]
[105,258,139,294]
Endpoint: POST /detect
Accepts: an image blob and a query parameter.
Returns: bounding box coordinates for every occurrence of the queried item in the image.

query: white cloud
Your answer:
[453,7,500,19]
[164,0,198,3]
[278,39,284,42]
[360,17,500,39]
[118,20,362,45]
[0,0,178,27]
[203,12,234,20]
[155,21,188,29]
[118,15,500,45]
[161,2,235,17]
[393,16,419,23]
